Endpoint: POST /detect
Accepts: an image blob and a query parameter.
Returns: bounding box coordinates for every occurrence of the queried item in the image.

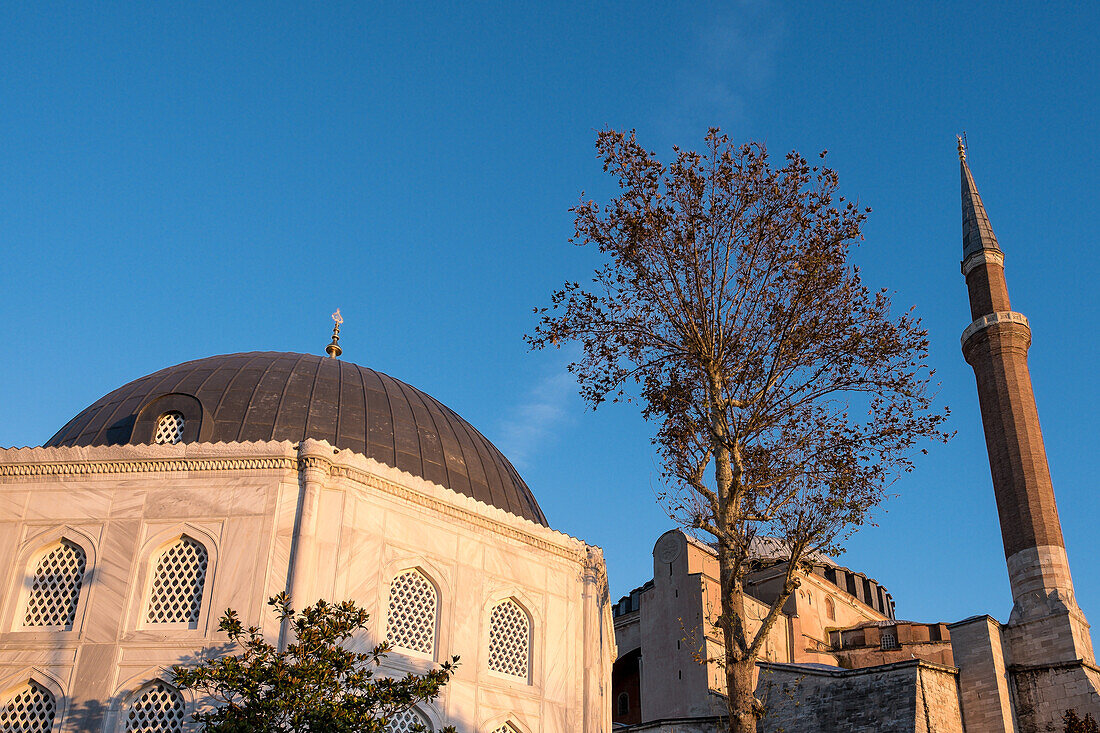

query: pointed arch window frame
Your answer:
[106,670,194,733]
[3,526,97,638]
[480,587,540,688]
[383,566,442,661]
[0,668,67,733]
[129,523,219,635]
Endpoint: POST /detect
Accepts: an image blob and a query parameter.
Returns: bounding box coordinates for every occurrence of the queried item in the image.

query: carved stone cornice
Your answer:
[0,456,297,477]
[961,248,1005,277]
[961,310,1031,348]
[0,441,597,568]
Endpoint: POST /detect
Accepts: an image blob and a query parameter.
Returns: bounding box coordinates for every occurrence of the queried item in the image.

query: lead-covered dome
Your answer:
[46,352,547,525]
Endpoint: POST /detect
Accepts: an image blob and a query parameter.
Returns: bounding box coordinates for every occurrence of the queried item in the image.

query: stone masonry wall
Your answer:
[755,660,963,733]
[1011,661,1100,733]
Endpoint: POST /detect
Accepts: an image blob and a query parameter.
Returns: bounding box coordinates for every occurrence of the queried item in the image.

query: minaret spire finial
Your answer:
[956,133,967,162]
[326,309,343,358]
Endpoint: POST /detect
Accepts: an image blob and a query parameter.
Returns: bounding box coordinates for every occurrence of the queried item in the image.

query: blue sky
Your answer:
[2,2,1098,632]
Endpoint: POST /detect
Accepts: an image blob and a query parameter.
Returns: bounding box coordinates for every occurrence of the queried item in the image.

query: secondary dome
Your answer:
[46,351,547,525]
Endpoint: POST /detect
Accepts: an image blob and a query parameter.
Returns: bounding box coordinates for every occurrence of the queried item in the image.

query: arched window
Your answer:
[386,569,438,656]
[154,412,185,445]
[0,680,56,733]
[825,596,835,622]
[146,537,208,625]
[881,632,899,650]
[488,599,530,680]
[124,680,185,733]
[23,539,87,629]
[388,707,431,733]
[617,692,630,716]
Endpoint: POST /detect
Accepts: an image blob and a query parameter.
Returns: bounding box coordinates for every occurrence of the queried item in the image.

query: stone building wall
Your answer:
[755,660,963,733]
[0,440,616,732]
[1010,661,1100,733]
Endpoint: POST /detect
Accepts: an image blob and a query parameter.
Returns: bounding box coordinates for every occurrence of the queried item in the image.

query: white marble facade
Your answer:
[0,438,616,732]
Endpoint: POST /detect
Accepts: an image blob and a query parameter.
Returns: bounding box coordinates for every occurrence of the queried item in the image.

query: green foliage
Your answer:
[172,593,458,733]
[1064,709,1100,733]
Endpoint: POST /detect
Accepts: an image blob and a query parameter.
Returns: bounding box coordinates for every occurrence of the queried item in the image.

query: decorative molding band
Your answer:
[961,311,1030,347]
[961,248,1005,276]
[0,456,298,477]
[0,440,597,567]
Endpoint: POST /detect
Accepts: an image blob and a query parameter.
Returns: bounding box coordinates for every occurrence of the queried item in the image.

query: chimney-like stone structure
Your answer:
[958,143,1094,666]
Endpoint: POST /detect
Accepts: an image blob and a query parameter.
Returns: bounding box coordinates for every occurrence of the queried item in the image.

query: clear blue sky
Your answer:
[2,2,1098,631]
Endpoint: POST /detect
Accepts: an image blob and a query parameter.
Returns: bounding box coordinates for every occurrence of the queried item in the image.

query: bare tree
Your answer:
[527,128,950,732]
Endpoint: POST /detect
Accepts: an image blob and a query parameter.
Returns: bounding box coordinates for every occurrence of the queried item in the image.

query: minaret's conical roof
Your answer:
[960,144,1001,259]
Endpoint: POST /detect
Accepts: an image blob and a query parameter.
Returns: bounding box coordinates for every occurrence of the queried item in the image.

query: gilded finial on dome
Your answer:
[957,133,967,162]
[326,309,343,358]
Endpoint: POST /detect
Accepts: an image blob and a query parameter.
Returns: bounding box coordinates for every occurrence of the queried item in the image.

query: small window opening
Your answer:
[125,680,185,732]
[617,692,630,716]
[881,632,899,650]
[154,412,185,445]
[387,707,431,732]
[0,680,56,732]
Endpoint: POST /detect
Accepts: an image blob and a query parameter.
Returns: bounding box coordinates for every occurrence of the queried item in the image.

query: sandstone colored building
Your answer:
[0,353,615,732]
[609,145,1099,732]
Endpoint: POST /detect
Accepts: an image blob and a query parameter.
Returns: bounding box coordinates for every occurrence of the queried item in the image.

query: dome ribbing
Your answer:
[46,352,546,526]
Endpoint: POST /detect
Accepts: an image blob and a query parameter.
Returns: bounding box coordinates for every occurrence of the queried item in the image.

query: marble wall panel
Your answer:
[542,597,574,705]
[313,488,346,601]
[383,507,461,562]
[144,487,228,518]
[108,489,145,517]
[24,487,111,521]
[216,515,273,624]
[69,643,118,732]
[540,699,573,733]
[481,544,547,592]
[0,490,29,518]
[0,646,78,666]
[337,528,384,620]
[83,519,141,644]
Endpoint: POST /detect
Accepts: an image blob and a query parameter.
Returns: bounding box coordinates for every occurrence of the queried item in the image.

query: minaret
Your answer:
[958,138,1094,665]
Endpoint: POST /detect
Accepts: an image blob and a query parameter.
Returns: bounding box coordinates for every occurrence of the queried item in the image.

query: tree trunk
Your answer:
[727,657,759,733]
[708,370,759,733]
[718,543,759,733]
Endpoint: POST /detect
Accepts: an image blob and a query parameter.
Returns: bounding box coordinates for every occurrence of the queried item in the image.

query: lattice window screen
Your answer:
[488,600,530,679]
[386,570,437,655]
[23,539,87,629]
[125,681,185,733]
[146,537,208,624]
[387,708,431,733]
[0,681,56,733]
[154,412,185,445]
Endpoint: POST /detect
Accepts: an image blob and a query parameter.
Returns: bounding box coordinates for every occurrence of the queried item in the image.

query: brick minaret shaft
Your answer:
[958,140,1094,664]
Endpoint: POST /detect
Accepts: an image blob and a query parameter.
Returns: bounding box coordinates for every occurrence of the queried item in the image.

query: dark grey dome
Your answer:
[46,352,547,526]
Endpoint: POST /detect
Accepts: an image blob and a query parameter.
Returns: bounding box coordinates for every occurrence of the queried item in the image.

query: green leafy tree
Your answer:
[172,593,458,733]
[528,128,950,732]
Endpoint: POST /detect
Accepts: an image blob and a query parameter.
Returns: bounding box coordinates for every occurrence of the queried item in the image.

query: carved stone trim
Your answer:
[961,248,1005,276]
[0,443,592,566]
[0,456,297,477]
[960,311,1030,347]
